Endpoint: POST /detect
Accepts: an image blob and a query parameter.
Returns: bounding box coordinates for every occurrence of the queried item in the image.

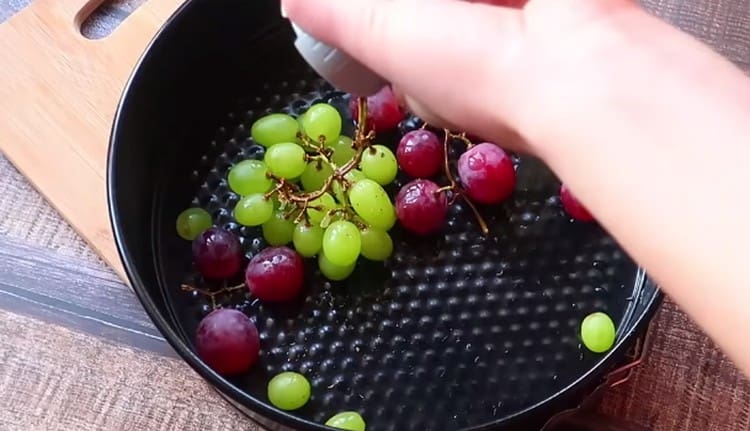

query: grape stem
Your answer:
[180,282,247,310]
[440,128,489,236]
[267,97,375,220]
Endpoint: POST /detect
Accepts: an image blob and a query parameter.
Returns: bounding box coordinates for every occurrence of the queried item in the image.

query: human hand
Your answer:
[280,0,648,155]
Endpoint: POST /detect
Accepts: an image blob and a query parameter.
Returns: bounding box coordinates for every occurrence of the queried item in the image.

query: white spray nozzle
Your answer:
[283,7,387,96]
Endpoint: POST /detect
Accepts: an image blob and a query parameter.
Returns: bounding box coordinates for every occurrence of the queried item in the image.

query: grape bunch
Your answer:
[225,93,402,283]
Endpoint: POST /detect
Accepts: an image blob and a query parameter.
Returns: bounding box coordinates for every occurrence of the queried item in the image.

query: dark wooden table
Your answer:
[0,0,748,430]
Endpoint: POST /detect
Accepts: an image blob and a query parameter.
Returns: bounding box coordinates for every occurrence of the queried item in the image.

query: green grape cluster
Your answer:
[227,101,397,281]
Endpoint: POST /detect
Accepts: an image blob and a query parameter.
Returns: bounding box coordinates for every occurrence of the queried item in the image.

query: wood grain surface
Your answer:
[0,0,749,430]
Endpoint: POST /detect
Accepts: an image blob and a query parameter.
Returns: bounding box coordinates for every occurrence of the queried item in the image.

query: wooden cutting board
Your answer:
[0,0,185,281]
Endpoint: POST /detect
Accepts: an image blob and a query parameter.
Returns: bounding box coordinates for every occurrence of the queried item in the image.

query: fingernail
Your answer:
[281,2,288,18]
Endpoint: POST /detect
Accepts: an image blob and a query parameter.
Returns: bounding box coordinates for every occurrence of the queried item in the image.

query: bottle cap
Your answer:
[287,20,387,97]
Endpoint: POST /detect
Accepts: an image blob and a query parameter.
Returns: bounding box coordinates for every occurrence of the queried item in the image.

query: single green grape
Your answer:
[580,311,616,353]
[267,372,311,411]
[264,142,307,179]
[228,159,273,195]
[251,113,299,147]
[330,135,356,166]
[332,169,367,206]
[300,103,342,145]
[262,211,295,246]
[360,228,393,261]
[318,252,356,281]
[322,220,361,266]
[348,179,397,230]
[293,223,324,258]
[306,193,337,226]
[176,207,212,240]
[360,145,397,186]
[301,160,333,192]
[234,194,274,226]
[325,411,366,431]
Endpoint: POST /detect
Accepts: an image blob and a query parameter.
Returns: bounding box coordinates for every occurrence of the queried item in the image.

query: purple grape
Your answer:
[192,227,243,280]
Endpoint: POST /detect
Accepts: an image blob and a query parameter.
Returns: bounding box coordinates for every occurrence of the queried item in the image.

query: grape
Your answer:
[397,130,443,178]
[560,184,595,222]
[330,135,356,166]
[580,311,616,353]
[360,227,393,261]
[457,143,516,205]
[350,85,405,132]
[251,113,299,147]
[176,207,212,240]
[245,246,305,302]
[195,308,260,375]
[325,411,367,431]
[299,103,342,145]
[293,223,323,258]
[395,179,448,235]
[307,192,337,226]
[234,194,274,226]
[262,211,295,246]
[345,169,366,183]
[267,371,311,411]
[192,227,243,279]
[348,179,396,230]
[228,160,273,195]
[318,252,356,281]
[322,220,361,266]
[264,142,306,179]
[360,145,397,185]
[301,160,333,192]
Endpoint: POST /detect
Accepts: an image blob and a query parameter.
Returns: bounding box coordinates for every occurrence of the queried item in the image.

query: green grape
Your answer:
[360,145,397,185]
[176,207,212,240]
[325,411,366,431]
[264,142,306,179]
[322,220,361,266]
[234,194,274,226]
[267,372,311,411]
[306,193,337,226]
[318,252,356,281]
[293,223,324,257]
[330,135,356,166]
[345,169,366,183]
[301,160,333,192]
[262,211,295,246]
[228,159,273,195]
[348,179,397,230]
[580,312,616,353]
[251,113,299,147]
[300,103,342,145]
[360,228,393,261]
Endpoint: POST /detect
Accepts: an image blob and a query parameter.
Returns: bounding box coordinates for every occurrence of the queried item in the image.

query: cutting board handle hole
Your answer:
[80,0,147,39]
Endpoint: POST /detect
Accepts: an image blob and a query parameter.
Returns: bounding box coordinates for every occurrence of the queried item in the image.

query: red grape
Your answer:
[395,179,448,235]
[192,227,243,280]
[397,130,443,178]
[560,184,595,222]
[195,308,260,375]
[245,246,305,302]
[349,86,405,133]
[457,143,516,205]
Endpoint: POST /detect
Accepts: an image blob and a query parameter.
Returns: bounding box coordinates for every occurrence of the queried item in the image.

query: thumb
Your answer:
[281,0,527,147]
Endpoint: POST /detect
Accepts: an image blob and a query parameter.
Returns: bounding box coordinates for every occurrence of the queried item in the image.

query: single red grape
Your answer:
[349,85,405,133]
[457,143,516,205]
[395,179,448,235]
[195,308,260,375]
[560,184,595,222]
[397,130,443,178]
[245,246,305,302]
[192,227,243,280]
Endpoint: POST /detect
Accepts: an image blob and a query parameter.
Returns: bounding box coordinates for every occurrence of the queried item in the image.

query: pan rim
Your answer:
[106,0,664,429]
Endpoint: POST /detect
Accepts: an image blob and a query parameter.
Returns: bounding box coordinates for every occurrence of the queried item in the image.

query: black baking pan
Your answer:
[106,0,662,429]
